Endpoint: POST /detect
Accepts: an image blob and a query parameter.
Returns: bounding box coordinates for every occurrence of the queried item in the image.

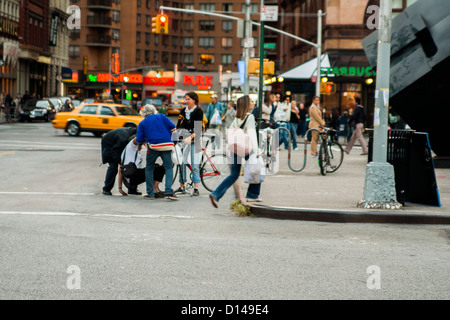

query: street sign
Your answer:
[264,43,276,49]
[261,5,278,22]
[244,37,254,48]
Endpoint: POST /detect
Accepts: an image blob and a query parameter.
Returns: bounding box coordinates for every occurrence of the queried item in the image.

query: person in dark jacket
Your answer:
[101,127,137,195]
[344,97,368,155]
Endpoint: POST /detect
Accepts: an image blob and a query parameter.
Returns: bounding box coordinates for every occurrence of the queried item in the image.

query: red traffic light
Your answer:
[159,15,167,24]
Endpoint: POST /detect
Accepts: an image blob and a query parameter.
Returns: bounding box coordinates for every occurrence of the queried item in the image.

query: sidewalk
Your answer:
[246,142,450,224]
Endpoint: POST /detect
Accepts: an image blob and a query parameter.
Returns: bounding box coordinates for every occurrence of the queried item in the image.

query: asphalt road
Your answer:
[0,121,449,301]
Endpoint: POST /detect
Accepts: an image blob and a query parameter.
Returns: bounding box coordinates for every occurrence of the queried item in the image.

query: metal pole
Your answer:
[243,0,251,95]
[257,0,265,133]
[315,10,322,97]
[360,0,401,210]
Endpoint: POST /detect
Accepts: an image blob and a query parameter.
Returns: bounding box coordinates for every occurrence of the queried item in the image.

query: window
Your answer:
[80,105,98,115]
[172,36,179,47]
[112,10,120,23]
[145,50,150,62]
[112,29,120,41]
[137,14,141,25]
[69,45,80,58]
[153,51,159,63]
[162,52,169,63]
[222,20,233,31]
[222,37,232,48]
[145,33,150,44]
[184,37,193,47]
[183,20,193,31]
[146,15,151,27]
[137,0,141,8]
[153,34,159,45]
[199,37,215,48]
[172,52,179,64]
[136,49,141,61]
[199,20,215,31]
[199,4,215,12]
[199,54,214,64]
[241,3,259,14]
[221,54,232,65]
[183,54,193,64]
[223,3,233,13]
[100,106,115,116]
[136,31,141,43]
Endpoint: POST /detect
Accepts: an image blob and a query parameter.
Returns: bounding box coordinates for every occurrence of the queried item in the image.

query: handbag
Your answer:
[147,142,175,152]
[121,148,138,178]
[227,115,252,157]
[244,153,265,184]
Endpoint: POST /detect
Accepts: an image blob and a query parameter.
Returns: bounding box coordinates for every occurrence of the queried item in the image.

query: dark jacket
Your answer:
[101,127,136,164]
[348,105,366,127]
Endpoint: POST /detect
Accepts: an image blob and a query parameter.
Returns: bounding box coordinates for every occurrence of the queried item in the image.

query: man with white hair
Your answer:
[136,104,178,200]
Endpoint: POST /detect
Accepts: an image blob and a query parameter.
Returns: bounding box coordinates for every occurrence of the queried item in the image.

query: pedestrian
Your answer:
[174,92,204,196]
[135,104,178,200]
[289,100,300,150]
[222,101,236,129]
[344,97,368,155]
[329,107,340,142]
[209,95,262,208]
[274,95,291,150]
[205,94,224,148]
[296,101,308,138]
[308,96,325,158]
[347,107,354,141]
[101,127,137,195]
[117,136,166,197]
[260,96,272,129]
[5,94,14,123]
[62,99,72,112]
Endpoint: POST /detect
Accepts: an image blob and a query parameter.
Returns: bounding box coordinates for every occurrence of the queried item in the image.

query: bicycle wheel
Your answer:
[326,141,344,173]
[318,144,327,176]
[200,153,231,192]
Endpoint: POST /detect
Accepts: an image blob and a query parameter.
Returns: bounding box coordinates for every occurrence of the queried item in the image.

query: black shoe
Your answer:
[144,195,155,200]
[174,187,186,194]
[128,190,142,195]
[193,189,199,196]
[103,190,112,196]
[155,192,165,198]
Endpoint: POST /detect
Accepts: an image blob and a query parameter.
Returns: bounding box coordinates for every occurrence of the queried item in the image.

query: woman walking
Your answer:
[209,95,262,208]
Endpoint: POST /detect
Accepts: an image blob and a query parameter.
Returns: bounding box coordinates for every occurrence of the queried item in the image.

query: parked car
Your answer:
[51,103,143,137]
[48,97,63,112]
[142,97,163,108]
[72,100,82,108]
[19,99,56,122]
[167,103,185,115]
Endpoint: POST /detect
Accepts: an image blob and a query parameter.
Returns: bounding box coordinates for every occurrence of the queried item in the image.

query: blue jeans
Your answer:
[289,122,298,149]
[146,149,174,196]
[211,152,261,201]
[278,122,290,149]
[180,142,201,184]
[297,121,306,137]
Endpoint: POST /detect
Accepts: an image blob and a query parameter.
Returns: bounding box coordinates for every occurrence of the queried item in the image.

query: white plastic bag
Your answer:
[172,144,183,165]
[210,109,222,125]
[244,153,265,184]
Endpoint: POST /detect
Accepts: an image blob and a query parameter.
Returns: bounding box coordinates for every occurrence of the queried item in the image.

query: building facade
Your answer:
[278,0,418,126]
[0,0,20,96]
[68,0,269,103]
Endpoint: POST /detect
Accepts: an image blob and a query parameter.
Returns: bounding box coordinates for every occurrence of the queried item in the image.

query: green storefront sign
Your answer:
[321,66,376,77]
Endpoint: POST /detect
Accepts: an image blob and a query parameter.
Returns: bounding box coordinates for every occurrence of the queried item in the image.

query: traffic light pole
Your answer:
[359,0,401,210]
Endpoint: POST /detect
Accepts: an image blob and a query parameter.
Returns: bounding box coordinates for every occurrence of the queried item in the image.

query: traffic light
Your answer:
[151,16,159,33]
[320,81,336,94]
[248,58,275,75]
[158,14,169,34]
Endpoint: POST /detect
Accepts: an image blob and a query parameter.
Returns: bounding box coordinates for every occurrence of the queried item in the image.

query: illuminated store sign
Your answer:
[321,66,376,77]
[88,74,143,83]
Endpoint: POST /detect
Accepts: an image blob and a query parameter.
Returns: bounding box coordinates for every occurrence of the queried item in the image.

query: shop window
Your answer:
[199,54,214,64]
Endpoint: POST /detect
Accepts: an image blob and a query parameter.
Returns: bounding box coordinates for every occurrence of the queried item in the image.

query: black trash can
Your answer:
[368,129,415,205]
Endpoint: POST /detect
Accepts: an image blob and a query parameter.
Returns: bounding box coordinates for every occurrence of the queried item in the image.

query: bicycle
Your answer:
[316,126,344,176]
[172,134,231,195]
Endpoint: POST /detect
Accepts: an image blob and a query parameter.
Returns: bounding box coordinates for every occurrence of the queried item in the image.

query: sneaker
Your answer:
[246,198,263,202]
[344,150,350,155]
[193,189,199,196]
[294,147,299,151]
[311,154,319,158]
[209,194,218,208]
[166,193,179,200]
[174,187,186,194]
[128,190,142,195]
[102,190,112,196]
[144,195,155,200]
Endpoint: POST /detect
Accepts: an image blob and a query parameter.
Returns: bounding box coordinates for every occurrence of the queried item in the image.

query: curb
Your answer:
[249,205,450,225]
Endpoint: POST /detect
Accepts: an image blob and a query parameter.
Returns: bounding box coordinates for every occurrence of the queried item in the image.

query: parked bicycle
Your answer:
[172,134,231,195]
[316,126,344,175]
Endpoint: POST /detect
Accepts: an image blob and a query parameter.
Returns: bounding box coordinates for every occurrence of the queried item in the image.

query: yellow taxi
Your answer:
[167,103,186,115]
[52,103,143,137]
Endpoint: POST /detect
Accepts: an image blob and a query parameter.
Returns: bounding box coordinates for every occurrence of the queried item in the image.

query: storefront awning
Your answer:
[279,54,332,80]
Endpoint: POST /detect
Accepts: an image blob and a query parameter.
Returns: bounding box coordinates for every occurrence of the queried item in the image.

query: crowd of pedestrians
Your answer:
[100,91,375,207]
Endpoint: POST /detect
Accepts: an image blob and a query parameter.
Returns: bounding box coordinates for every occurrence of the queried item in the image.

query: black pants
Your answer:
[103,161,119,193]
[127,164,165,191]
